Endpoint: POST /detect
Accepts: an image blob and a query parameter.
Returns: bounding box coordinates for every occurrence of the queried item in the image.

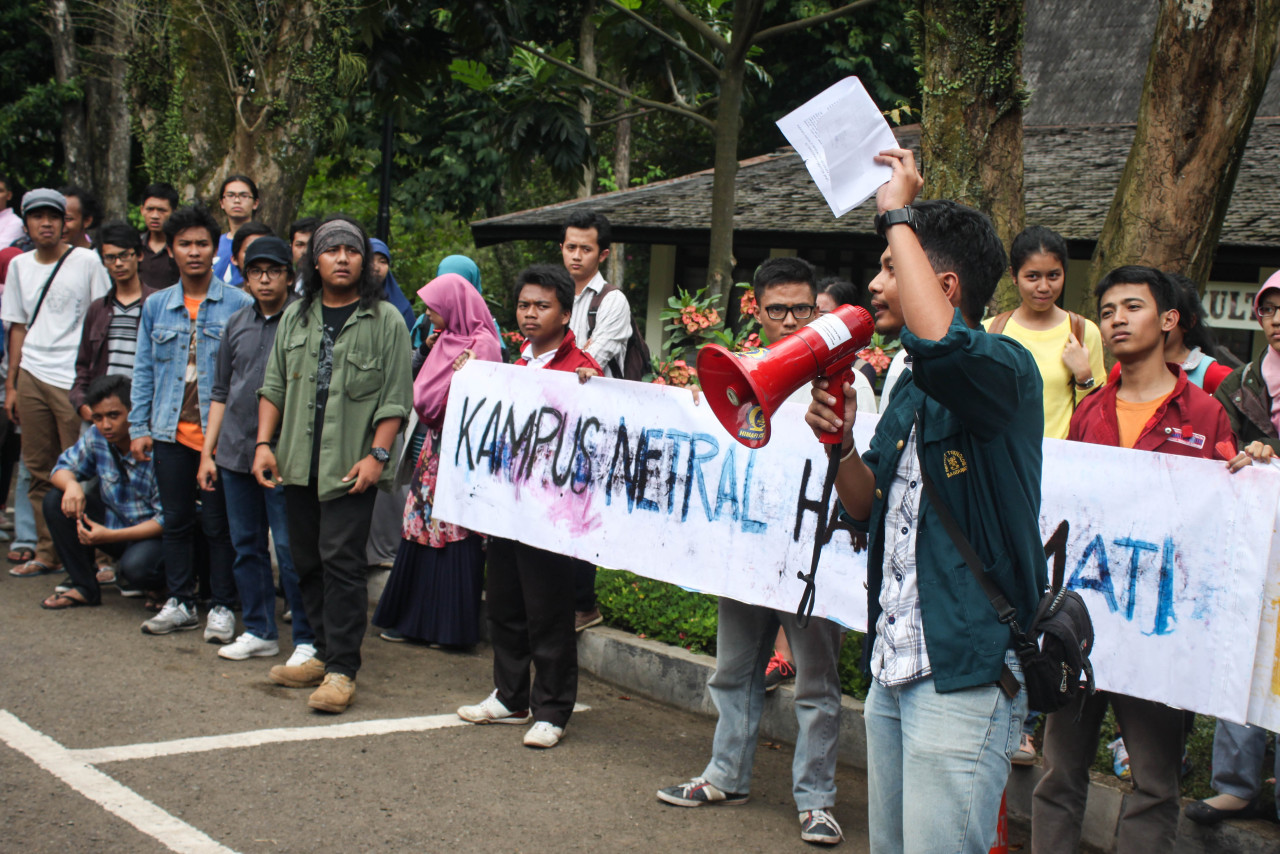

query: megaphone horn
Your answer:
[696,304,875,449]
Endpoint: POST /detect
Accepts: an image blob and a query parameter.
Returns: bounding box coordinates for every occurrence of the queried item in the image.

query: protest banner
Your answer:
[434,362,1280,725]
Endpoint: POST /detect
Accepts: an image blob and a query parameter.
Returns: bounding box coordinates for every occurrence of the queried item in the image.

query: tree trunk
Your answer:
[577,0,598,198]
[917,0,1025,311]
[46,0,92,187]
[99,7,133,219]
[1085,0,1280,303]
[607,88,631,287]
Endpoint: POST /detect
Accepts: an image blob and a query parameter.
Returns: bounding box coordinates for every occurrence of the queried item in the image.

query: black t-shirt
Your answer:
[311,301,360,476]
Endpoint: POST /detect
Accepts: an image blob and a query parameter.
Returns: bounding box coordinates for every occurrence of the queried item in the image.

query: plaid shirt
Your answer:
[870,426,933,687]
[52,428,162,529]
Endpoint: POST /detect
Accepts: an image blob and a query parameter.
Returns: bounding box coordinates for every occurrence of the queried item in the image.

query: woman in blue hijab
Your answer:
[370,238,415,330]
[412,255,503,353]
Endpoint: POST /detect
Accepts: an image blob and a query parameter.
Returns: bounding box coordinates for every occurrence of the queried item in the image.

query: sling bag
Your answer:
[12,247,73,388]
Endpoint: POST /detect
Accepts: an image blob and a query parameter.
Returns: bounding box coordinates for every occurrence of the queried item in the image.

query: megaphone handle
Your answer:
[817,365,857,446]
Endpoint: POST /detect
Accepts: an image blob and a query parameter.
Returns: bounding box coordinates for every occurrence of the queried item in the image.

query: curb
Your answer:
[575,625,1280,853]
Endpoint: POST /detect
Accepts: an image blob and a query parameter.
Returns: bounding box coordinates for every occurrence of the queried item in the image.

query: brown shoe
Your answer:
[268,656,325,688]
[308,673,355,713]
[575,608,603,632]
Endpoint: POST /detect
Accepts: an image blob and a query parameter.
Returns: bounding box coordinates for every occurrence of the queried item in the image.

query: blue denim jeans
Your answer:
[12,459,36,549]
[153,440,235,608]
[221,467,312,644]
[700,597,844,812]
[865,650,1026,854]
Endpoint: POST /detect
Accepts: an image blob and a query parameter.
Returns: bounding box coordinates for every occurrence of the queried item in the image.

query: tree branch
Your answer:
[586,107,655,128]
[600,0,719,75]
[511,40,716,131]
[753,0,878,43]
[653,0,728,54]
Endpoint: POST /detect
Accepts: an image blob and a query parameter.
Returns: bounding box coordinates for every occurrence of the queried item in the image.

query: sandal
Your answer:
[9,560,58,578]
[41,591,91,610]
[96,567,117,585]
[7,546,35,563]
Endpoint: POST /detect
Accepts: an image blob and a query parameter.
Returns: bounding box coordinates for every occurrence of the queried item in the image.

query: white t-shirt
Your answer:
[1,247,110,388]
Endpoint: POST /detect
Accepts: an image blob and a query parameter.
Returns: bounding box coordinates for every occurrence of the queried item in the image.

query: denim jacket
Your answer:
[129,278,254,442]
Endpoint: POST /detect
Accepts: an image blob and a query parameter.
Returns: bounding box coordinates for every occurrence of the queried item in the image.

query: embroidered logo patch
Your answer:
[944,450,968,478]
[1167,427,1205,449]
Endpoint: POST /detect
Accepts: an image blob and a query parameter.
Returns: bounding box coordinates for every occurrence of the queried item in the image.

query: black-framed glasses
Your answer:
[763,303,817,321]
[1258,305,1280,319]
[222,191,254,201]
[101,250,136,264]
[245,266,287,280]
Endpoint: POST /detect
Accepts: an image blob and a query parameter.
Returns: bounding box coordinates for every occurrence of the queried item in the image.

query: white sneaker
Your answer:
[141,598,199,635]
[522,721,564,748]
[203,605,236,644]
[286,643,317,667]
[218,632,279,660]
[457,689,532,725]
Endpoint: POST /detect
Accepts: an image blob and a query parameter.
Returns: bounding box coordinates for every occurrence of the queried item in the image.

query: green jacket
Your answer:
[844,310,1048,693]
[259,298,412,501]
[1213,348,1280,452]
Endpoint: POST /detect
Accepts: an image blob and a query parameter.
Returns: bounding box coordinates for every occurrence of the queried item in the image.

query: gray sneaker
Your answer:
[141,597,199,635]
[203,605,236,644]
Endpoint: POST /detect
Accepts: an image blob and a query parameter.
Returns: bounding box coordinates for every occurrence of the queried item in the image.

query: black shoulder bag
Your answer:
[912,413,1095,717]
[12,247,73,388]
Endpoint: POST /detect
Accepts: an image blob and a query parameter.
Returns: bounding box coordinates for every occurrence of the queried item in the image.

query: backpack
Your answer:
[587,282,651,381]
[988,309,1089,410]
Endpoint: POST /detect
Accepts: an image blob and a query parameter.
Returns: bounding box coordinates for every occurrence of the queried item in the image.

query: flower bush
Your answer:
[651,283,761,387]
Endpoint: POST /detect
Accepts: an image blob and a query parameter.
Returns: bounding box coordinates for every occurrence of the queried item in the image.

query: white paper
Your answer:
[776,76,898,218]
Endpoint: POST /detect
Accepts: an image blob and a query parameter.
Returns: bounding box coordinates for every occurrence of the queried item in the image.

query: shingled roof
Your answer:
[471,119,1280,254]
[1023,0,1280,126]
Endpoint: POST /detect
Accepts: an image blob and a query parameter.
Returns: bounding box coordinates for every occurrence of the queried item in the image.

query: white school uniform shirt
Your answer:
[568,271,630,378]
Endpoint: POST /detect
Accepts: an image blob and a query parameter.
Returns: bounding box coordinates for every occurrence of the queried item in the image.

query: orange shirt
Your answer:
[174,295,206,451]
[1115,393,1169,449]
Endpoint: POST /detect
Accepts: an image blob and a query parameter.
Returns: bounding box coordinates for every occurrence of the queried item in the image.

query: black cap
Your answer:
[242,235,292,269]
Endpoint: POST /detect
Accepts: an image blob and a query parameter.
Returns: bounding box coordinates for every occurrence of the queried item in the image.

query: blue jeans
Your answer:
[700,597,844,812]
[12,459,36,549]
[1211,720,1280,812]
[221,467,313,644]
[865,651,1026,854]
[153,440,235,608]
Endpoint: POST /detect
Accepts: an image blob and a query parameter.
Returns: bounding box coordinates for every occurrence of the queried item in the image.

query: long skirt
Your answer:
[372,535,485,646]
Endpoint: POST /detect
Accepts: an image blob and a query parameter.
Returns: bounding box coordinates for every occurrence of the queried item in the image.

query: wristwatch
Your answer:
[370,447,391,464]
[874,206,918,237]
[1075,376,1097,390]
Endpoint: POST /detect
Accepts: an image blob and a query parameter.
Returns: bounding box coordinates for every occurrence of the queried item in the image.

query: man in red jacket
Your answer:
[1032,265,1267,854]
[457,264,598,750]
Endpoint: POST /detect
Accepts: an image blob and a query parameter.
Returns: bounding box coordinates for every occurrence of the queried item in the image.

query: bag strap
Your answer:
[986,310,1013,335]
[586,281,618,341]
[28,247,73,330]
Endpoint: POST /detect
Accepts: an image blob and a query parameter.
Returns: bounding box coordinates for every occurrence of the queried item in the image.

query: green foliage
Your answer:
[652,283,760,385]
[0,0,67,189]
[596,568,870,698]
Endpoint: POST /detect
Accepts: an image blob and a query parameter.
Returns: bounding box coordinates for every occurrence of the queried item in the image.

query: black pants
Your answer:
[284,482,377,679]
[44,488,164,605]
[573,559,597,612]
[153,441,234,608]
[487,537,578,728]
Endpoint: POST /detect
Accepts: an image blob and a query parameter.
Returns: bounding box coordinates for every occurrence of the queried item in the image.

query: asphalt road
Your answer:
[0,568,880,854]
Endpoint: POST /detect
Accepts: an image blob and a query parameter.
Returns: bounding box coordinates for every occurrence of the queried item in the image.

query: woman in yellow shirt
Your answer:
[985,226,1106,440]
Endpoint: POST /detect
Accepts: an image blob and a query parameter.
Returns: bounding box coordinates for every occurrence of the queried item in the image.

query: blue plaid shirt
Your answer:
[52,428,162,529]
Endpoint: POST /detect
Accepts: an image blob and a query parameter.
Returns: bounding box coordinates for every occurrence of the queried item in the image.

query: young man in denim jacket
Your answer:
[129,204,253,639]
[807,150,1047,853]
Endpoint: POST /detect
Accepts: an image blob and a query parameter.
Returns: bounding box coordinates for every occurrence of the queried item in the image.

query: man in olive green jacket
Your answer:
[253,216,411,714]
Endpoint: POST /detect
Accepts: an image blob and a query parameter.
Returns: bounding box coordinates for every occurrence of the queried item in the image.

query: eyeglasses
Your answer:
[222,191,254,201]
[101,250,136,264]
[245,266,287,280]
[763,303,817,321]
[1258,305,1280,319]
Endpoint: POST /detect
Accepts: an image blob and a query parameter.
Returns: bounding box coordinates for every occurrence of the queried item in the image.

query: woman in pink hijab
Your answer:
[373,272,501,647]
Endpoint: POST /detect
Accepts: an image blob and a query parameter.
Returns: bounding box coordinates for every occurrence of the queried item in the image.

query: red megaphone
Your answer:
[696,304,875,448]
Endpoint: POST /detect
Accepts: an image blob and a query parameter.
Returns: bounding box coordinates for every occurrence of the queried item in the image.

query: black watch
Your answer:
[370,447,391,464]
[874,206,918,237]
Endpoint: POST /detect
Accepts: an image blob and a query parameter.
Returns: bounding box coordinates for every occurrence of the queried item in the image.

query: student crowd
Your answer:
[1,156,1277,851]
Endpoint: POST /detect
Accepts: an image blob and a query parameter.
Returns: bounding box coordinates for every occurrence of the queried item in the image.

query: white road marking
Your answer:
[0,710,236,854]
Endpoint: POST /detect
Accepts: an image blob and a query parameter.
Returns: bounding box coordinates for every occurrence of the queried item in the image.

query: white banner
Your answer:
[435,362,1280,725]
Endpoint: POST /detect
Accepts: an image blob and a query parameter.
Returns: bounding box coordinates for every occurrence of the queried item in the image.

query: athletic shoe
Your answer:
[523,721,565,748]
[574,608,603,632]
[141,598,199,635]
[286,643,317,667]
[282,609,292,623]
[308,673,355,713]
[457,690,532,725]
[380,628,406,643]
[656,777,749,807]
[203,605,236,644]
[764,653,797,693]
[218,632,280,660]
[1109,737,1131,780]
[1011,731,1037,766]
[269,656,325,688]
[799,809,844,845]
[116,583,145,598]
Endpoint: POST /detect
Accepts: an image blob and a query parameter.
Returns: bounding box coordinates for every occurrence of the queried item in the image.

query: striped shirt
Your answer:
[870,426,933,687]
[105,297,143,377]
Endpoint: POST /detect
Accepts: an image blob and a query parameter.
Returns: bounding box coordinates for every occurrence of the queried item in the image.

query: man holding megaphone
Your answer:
[806,150,1048,854]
